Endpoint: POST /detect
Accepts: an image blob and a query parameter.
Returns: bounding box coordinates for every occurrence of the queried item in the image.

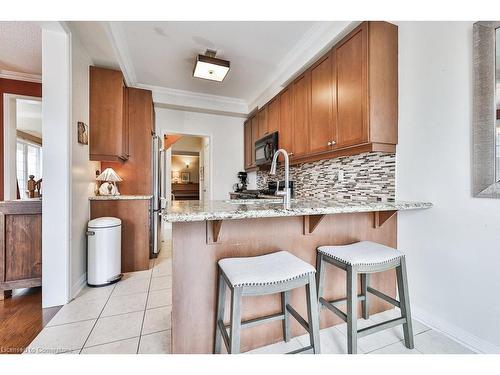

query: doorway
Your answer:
[3,95,43,200]
[164,134,210,203]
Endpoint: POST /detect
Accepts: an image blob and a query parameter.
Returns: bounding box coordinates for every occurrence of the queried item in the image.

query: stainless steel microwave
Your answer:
[255,132,278,166]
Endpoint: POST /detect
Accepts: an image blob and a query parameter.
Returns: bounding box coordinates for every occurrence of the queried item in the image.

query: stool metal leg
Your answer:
[346,265,358,354]
[229,287,242,354]
[361,273,369,320]
[281,290,291,342]
[306,274,321,354]
[214,269,227,354]
[396,258,414,349]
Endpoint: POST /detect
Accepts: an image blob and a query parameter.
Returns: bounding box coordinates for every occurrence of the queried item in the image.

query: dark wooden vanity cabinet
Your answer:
[244,21,398,170]
[89,66,129,162]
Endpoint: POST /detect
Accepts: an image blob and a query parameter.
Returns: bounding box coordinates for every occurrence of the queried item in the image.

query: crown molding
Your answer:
[0,70,42,83]
[138,83,248,115]
[248,21,360,110]
[103,21,137,87]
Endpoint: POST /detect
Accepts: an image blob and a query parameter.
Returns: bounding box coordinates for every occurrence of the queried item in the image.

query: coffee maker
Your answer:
[233,171,248,192]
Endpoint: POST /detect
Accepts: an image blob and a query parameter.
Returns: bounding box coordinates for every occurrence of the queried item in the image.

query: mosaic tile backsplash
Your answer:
[256,152,396,201]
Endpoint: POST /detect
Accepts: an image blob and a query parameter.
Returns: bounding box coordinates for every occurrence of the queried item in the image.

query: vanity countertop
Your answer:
[89,195,153,201]
[162,197,433,222]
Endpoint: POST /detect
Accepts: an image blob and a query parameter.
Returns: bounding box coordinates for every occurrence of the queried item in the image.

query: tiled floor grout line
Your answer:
[136,258,156,354]
[78,283,118,354]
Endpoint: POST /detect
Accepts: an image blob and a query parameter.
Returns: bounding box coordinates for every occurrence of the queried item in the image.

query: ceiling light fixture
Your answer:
[193,49,230,82]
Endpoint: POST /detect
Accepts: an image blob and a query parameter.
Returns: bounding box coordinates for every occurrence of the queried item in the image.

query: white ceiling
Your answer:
[0,22,41,75]
[116,21,317,101]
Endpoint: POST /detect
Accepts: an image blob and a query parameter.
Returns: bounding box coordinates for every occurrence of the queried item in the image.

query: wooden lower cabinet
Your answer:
[0,200,42,297]
[90,199,151,273]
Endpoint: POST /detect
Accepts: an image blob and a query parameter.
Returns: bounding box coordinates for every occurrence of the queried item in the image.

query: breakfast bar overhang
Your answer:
[163,199,432,354]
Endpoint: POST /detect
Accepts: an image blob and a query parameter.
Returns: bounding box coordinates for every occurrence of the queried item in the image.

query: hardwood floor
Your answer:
[0,287,60,354]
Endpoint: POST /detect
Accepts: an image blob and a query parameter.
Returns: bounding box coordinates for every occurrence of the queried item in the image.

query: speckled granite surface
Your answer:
[162,198,432,222]
[89,195,152,201]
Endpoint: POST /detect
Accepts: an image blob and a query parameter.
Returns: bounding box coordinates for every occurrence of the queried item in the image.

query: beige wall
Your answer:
[171,155,199,183]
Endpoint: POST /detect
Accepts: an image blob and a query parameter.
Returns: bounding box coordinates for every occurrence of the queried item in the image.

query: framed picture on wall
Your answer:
[77,122,89,145]
[181,172,190,183]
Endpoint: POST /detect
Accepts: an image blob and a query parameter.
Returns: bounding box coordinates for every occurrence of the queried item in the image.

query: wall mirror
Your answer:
[473,21,500,198]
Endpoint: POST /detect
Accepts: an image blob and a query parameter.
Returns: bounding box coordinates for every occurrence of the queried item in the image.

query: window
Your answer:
[16,139,42,197]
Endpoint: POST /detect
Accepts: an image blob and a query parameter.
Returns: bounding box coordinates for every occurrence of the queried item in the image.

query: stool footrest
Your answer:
[367,286,400,308]
[319,297,348,322]
[286,304,310,332]
[287,345,313,354]
[223,312,285,331]
[358,317,406,338]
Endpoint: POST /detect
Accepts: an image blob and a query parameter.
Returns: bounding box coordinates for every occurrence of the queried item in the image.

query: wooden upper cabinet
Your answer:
[333,23,368,148]
[258,106,268,139]
[250,114,259,166]
[279,86,294,155]
[333,21,398,149]
[244,119,252,169]
[309,52,334,154]
[292,71,311,158]
[90,66,128,162]
[267,97,280,135]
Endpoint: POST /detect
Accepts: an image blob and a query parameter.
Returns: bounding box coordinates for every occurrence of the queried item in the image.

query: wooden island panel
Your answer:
[171,212,397,354]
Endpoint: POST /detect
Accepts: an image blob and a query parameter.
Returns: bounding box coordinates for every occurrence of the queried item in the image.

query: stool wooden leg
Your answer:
[281,290,291,342]
[306,274,321,354]
[396,258,414,349]
[361,273,369,320]
[214,270,227,354]
[316,253,325,307]
[347,265,358,354]
[229,287,242,354]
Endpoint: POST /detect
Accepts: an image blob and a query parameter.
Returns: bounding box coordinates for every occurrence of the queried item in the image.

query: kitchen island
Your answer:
[163,198,432,354]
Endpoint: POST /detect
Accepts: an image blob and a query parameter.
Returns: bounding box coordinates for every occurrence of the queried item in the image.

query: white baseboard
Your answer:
[71,272,87,300]
[412,305,500,354]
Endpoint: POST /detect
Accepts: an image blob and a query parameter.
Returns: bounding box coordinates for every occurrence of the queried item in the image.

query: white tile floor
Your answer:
[24,223,474,355]
[24,234,173,355]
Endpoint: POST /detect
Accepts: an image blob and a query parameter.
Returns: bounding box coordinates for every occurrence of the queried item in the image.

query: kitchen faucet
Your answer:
[270,149,291,209]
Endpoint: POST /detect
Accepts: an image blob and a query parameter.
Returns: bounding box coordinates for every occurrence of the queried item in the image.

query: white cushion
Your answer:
[317,241,403,266]
[218,251,315,288]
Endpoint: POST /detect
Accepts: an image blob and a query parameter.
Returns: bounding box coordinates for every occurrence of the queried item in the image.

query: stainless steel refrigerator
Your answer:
[151,134,166,256]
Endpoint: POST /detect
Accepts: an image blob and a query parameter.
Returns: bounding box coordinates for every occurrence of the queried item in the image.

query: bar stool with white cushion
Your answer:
[316,241,413,354]
[214,251,321,354]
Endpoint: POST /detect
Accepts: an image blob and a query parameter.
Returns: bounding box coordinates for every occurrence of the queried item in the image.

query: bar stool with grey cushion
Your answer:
[214,251,321,354]
[316,241,413,354]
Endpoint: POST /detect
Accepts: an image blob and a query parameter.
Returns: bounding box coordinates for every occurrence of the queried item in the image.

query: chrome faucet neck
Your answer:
[270,149,291,209]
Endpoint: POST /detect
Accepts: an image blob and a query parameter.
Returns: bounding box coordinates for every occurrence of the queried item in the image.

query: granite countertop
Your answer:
[89,195,153,201]
[162,198,433,222]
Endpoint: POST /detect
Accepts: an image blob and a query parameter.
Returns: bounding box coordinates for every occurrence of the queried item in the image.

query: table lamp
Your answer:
[97,168,122,196]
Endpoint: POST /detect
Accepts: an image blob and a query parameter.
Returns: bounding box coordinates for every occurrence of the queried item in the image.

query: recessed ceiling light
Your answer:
[193,49,230,82]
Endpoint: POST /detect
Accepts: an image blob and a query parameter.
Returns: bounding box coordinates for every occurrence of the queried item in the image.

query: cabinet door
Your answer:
[244,119,252,169]
[89,66,127,161]
[267,97,280,135]
[251,114,259,166]
[292,71,311,157]
[279,86,293,155]
[334,24,368,148]
[309,53,334,154]
[258,106,268,139]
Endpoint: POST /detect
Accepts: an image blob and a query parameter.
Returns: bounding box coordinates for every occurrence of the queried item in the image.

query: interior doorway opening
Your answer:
[3,95,43,200]
[163,134,210,203]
